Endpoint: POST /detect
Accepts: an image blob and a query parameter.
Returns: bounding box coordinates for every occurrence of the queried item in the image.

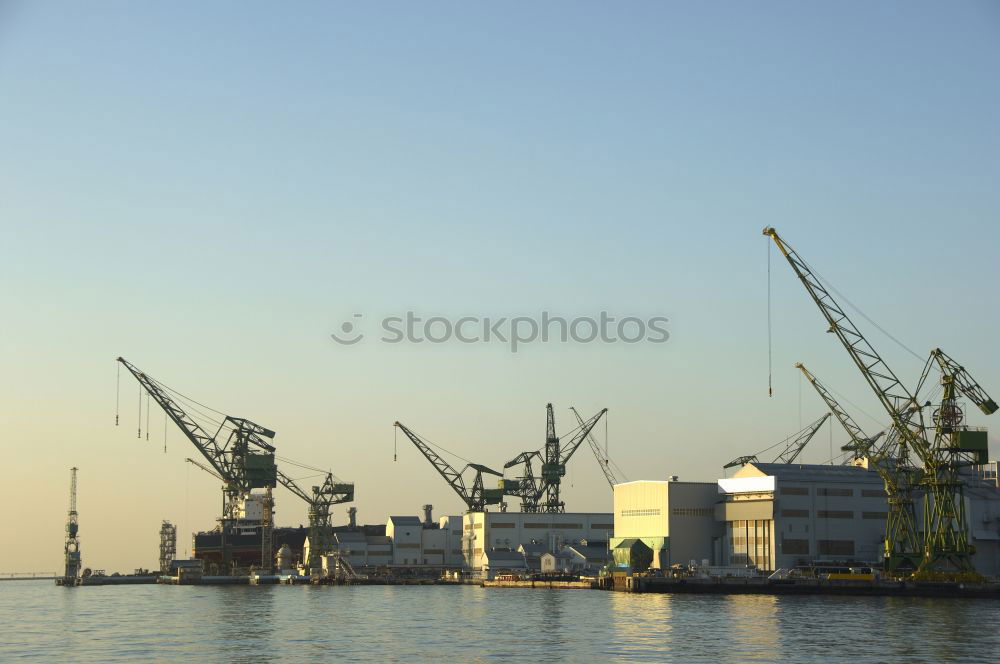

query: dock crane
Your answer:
[393,421,505,512]
[503,404,608,512]
[913,348,997,570]
[119,358,353,574]
[185,459,353,575]
[794,362,886,457]
[763,227,972,574]
[794,363,920,568]
[570,406,625,488]
[723,413,832,469]
[61,467,82,586]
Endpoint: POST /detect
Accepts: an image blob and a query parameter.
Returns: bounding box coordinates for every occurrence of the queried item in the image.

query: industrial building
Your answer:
[718,462,889,570]
[611,463,1000,576]
[610,479,722,569]
[462,511,614,573]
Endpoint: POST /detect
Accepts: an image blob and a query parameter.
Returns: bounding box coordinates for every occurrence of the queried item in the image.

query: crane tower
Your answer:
[62,467,82,586]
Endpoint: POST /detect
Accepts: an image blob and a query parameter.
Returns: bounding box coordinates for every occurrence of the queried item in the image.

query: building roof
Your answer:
[737,462,882,483]
[334,532,366,544]
[387,516,423,525]
[484,550,528,566]
[565,544,609,562]
[518,543,548,556]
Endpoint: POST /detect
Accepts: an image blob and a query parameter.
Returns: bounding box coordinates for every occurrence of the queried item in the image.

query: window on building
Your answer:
[621,509,661,517]
[862,489,887,498]
[671,507,714,517]
[780,509,809,518]
[862,511,888,520]
[780,487,809,496]
[817,488,853,497]
[817,510,853,519]
[817,540,855,556]
[782,539,809,555]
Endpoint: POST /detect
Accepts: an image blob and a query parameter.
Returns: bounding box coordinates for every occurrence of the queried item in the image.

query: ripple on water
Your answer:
[1,582,998,662]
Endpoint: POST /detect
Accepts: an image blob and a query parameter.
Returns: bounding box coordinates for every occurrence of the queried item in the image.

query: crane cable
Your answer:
[767,237,773,397]
[115,362,120,426]
[137,384,142,439]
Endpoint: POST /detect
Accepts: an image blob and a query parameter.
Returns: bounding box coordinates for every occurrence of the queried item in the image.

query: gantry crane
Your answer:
[794,362,920,569]
[393,421,505,512]
[503,404,609,512]
[723,413,831,469]
[571,406,625,488]
[764,227,978,574]
[119,358,353,574]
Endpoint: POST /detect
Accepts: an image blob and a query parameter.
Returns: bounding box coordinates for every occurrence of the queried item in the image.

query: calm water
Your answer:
[2,581,999,662]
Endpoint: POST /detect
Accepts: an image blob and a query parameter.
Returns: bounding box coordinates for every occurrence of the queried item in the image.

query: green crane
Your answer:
[185,457,352,575]
[794,362,920,569]
[119,358,353,574]
[764,227,978,574]
[503,404,608,512]
[912,348,997,571]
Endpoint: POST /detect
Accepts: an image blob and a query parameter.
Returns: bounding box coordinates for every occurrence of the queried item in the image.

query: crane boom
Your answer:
[794,362,885,455]
[571,406,621,488]
[763,228,927,573]
[723,413,830,468]
[394,422,502,511]
[776,412,830,464]
[117,358,277,489]
[762,230,931,466]
[926,348,999,416]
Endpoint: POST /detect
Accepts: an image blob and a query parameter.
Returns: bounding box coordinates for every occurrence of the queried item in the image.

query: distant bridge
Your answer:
[0,572,59,581]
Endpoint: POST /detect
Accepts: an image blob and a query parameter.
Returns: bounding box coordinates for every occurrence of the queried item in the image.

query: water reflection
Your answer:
[4,582,1000,662]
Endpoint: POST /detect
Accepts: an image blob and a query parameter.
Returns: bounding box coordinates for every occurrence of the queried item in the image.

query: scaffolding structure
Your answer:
[159,520,177,573]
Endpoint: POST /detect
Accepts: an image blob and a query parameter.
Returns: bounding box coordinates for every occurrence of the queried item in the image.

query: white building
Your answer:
[610,480,722,569]
[611,463,1000,576]
[718,462,888,570]
[462,511,614,571]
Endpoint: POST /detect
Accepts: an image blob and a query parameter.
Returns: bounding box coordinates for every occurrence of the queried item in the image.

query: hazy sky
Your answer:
[2,1,998,573]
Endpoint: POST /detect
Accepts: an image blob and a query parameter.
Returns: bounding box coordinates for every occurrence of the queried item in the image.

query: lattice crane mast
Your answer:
[723,413,831,468]
[276,470,354,575]
[61,467,82,586]
[764,227,935,572]
[912,348,998,570]
[393,422,504,512]
[504,404,608,513]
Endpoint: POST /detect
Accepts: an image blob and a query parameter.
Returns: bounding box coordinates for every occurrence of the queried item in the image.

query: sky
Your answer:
[1,1,999,573]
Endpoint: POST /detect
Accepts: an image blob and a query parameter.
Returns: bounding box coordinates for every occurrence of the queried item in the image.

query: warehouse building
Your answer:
[612,463,1000,576]
[717,462,889,570]
[610,479,722,569]
[462,511,614,572]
